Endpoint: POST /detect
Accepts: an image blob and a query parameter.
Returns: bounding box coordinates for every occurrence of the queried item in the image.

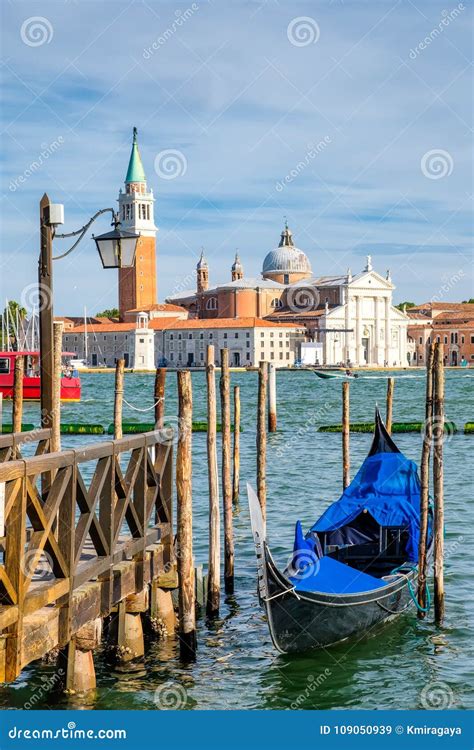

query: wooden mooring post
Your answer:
[154,367,166,429]
[417,343,434,618]
[12,355,24,435]
[206,345,220,617]
[257,361,267,522]
[386,377,394,434]
[342,381,350,490]
[114,359,125,440]
[176,370,196,658]
[232,385,240,506]
[220,348,234,594]
[433,343,445,624]
[268,362,277,432]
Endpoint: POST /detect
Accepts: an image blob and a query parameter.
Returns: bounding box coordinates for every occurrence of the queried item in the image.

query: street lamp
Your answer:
[38,194,140,430]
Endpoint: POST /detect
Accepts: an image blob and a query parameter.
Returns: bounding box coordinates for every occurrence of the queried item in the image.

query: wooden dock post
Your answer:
[114,359,125,440]
[176,370,196,658]
[342,381,350,490]
[0,392,3,433]
[51,320,64,453]
[206,345,220,617]
[220,348,234,594]
[433,343,445,624]
[257,361,267,522]
[386,377,395,434]
[154,367,166,429]
[232,385,240,506]
[417,343,434,618]
[12,355,24,435]
[268,362,277,432]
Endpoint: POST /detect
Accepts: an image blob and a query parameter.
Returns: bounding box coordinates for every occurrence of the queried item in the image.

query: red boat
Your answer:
[0,351,81,402]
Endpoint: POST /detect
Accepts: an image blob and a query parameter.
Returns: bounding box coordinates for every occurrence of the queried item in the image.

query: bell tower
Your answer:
[118,128,157,319]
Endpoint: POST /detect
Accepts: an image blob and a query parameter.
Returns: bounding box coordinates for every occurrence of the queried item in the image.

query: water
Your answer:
[1,369,473,710]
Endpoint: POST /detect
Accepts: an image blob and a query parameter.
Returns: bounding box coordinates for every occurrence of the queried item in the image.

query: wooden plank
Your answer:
[4,471,27,681]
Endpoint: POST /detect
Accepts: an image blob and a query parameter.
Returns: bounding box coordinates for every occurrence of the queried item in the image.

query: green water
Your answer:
[0,370,472,710]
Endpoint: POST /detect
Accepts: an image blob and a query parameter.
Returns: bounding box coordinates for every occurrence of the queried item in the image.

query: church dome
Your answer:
[262,224,311,279]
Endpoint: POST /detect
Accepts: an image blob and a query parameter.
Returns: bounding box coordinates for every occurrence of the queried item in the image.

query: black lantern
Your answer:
[93,216,139,269]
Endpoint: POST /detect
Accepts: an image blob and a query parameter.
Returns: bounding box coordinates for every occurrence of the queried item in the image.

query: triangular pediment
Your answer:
[349,270,394,290]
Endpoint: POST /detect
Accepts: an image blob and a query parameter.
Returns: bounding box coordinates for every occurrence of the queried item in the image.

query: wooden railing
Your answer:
[0,430,173,682]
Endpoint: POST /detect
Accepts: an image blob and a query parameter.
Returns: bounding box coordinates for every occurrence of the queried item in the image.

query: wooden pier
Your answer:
[0,427,175,687]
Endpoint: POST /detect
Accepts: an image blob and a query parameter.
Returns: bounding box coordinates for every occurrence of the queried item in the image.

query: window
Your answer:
[235,333,238,338]
[444,336,448,344]
[461,336,465,344]
[0,358,10,374]
[419,337,423,344]
[284,274,289,284]
[279,332,283,338]
[437,336,440,343]
[246,353,250,361]
[170,352,174,360]
[271,298,282,309]
[246,341,250,348]
[270,332,274,337]
[209,333,213,339]
[246,333,250,338]
[146,205,150,220]
[178,334,182,340]
[200,333,204,340]
[279,353,283,359]
[188,333,193,340]
[270,341,274,347]
[279,341,283,347]
[200,352,204,361]
[261,332,264,338]
[270,352,274,359]
[170,334,174,340]
[206,298,217,311]
[286,352,290,360]
[139,338,144,343]
[427,336,431,344]
[224,333,227,339]
[471,336,474,344]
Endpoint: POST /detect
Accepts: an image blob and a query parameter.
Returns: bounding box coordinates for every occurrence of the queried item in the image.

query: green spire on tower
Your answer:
[125,127,146,183]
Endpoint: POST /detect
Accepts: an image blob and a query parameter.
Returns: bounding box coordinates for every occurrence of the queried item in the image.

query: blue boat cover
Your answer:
[310,451,421,562]
[289,555,387,595]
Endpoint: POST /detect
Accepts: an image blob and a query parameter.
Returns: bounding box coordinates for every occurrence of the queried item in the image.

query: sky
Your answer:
[1,0,472,316]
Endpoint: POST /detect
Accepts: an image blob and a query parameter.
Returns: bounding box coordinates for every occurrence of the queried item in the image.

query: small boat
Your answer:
[314,369,359,379]
[247,409,431,654]
[0,351,81,402]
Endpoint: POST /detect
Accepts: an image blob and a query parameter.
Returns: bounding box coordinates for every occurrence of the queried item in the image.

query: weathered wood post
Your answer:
[114,359,125,440]
[12,355,24,435]
[220,348,234,594]
[386,377,395,434]
[417,343,434,618]
[206,345,220,617]
[39,193,54,433]
[0,392,3,433]
[154,367,166,429]
[257,361,267,521]
[51,320,64,453]
[176,370,196,658]
[267,362,277,432]
[433,343,445,624]
[342,380,350,490]
[232,385,240,506]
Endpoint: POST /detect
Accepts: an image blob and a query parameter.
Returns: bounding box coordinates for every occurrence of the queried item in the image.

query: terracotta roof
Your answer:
[125,303,187,313]
[67,322,135,333]
[159,317,300,330]
[412,302,474,310]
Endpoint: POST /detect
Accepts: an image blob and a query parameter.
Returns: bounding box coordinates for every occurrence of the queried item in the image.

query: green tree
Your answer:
[462,299,474,304]
[0,300,27,349]
[96,308,119,319]
[395,301,416,311]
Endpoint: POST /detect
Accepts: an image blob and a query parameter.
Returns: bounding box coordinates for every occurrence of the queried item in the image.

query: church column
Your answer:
[374,297,381,365]
[344,287,351,363]
[384,296,391,365]
[355,295,362,365]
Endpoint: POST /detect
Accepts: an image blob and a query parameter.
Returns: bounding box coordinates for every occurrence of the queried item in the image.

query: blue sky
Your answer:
[1,0,472,315]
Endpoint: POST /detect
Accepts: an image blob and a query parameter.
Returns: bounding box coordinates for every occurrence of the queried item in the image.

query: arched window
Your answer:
[206,297,217,311]
[271,298,283,309]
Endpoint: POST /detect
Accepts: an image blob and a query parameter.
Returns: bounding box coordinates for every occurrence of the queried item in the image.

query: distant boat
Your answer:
[247,409,432,653]
[0,351,81,402]
[314,369,359,379]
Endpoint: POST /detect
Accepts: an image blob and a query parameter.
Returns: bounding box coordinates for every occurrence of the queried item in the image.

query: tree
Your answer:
[395,301,416,311]
[96,308,119,319]
[462,299,474,304]
[0,300,27,349]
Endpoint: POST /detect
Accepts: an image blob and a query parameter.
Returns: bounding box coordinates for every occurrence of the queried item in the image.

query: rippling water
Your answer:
[1,369,472,710]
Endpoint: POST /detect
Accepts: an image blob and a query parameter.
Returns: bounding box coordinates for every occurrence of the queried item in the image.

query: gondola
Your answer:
[247,408,432,654]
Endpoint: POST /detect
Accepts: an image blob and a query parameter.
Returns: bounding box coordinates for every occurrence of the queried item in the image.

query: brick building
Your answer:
[407,303,474,366]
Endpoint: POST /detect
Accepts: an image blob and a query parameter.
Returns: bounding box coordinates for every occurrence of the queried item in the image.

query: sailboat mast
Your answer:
[84,306,88,362]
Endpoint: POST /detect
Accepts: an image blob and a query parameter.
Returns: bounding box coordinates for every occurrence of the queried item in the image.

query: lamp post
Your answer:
[38,193,139,430]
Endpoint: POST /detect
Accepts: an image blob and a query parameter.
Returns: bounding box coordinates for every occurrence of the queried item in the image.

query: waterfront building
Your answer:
[168,229,409,367]
[407,302,474,366]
